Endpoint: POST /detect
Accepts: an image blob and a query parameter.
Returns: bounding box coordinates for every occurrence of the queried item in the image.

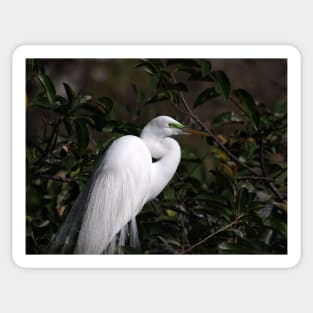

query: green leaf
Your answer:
[233,89,260,130]
[196,193,232,219]
[27,59,45,78]
[263,214,287,239]
[205,199,229,212]
[166,238,181,248]
[163,187,176,200]
[167,90,180,104]
[188,71,214,82]
[212,112,244,127]
[63,117,72,135]
[79,100,105,114]
[63,83,76,103]
[26,147,41,165]
[80,95,92,103]
[97,96,114,114]
[199,60,212,78]
[74,116,95,127]
[63,155,77,171]
[29,92,51,109]
[194,87,219,108]
[170,82,188,92]
[154,215,177,223]
[135,60,161,76]
[145,93,169,104]
[166,209,177,217]
[211,170,236,199]
[132,84,145,103]
[33,220,50,228]
[218,240,256,254]
[74,119,89,155]
[218,242,238,252]
[37,73,56,106]
[262,229,274,246]
[101,120,118,133]
[77,97,113,115]
[229,228,245,238]
[238,187,249,211]
[150,76,161,90]
[214,71,231,100]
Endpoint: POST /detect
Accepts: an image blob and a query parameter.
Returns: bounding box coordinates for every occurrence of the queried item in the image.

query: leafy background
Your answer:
[26,58,287,254]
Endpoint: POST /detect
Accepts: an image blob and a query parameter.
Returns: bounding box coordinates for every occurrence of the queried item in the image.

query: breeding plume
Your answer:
[48,116,208,254]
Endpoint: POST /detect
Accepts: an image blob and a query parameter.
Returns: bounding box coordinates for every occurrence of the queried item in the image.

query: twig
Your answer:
[37,117,63,164]
[34,174,74,183]
[42,158,63,165]
[171,74,260,177]
[179,214,244,254]
[45,118,62,155]
[179,211,190,248]
[229,96,246,114]
[171,73,286,202]
[272,167,287,179]
[157,236,177,254]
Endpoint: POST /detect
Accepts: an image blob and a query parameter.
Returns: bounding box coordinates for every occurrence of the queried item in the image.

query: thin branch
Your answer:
[34,174,74,183]
[37,117,63,164]
[179,214,244,254]
[272,167,287,179]
[45,118,62,155]
[42,158,63,165]
[171,73,286,202]
[268,176,285,202]
[179,211,190,248]
[171,74,260,177]
[175,188,191,248]
[157,236,177,253]
[229,96,246,114]
[258,132,267,176]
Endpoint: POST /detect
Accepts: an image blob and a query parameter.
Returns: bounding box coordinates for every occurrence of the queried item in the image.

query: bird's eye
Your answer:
[168,122,185,129]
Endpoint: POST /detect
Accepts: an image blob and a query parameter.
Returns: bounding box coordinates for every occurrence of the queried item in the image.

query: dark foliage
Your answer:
[26,59,287,254]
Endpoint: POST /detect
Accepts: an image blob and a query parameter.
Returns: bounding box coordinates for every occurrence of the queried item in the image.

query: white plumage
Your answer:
[49,116,192,254]
[75,136,152,254]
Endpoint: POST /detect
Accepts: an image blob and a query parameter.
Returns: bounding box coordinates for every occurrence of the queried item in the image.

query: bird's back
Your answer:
[75,135,152,254]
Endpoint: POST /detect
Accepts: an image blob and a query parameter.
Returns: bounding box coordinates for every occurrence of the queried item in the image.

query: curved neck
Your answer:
[141,133,181,201]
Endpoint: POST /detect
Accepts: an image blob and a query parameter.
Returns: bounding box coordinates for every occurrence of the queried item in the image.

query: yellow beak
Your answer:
[183,128,212,137]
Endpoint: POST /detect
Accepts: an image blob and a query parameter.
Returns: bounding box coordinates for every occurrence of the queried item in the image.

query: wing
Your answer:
[74,135,152,254]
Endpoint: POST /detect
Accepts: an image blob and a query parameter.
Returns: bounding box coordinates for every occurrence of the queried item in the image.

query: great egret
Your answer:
[48,115,208,254]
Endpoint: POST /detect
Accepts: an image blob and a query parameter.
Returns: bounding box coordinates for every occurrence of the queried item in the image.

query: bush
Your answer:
[26,59,287,254]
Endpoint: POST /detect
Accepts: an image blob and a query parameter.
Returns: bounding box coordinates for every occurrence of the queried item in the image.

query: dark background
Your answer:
[26,58,287,255]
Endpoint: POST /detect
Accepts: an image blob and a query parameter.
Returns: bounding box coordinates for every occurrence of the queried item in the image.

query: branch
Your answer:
[179,214,244,254]
[44,118,62,155]
[34,174,74,183]
[37,117,63,164]
[229,96,246,114]
[272,167,287,179]
[171,74,260,176]
[171,73,286,202]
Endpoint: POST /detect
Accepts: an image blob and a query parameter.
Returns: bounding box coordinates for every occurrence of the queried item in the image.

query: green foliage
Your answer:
[26,59,287,254]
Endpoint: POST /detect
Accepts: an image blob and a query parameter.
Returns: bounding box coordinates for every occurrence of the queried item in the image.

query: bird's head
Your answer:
[141,115,210,138]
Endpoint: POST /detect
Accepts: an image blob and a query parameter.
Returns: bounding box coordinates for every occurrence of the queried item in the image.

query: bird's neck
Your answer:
[141,134,181,201]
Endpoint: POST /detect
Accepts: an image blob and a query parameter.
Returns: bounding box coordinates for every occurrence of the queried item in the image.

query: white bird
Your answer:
[48,116,208,254]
